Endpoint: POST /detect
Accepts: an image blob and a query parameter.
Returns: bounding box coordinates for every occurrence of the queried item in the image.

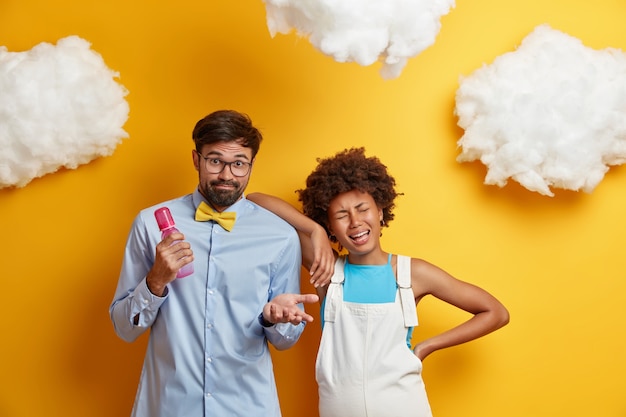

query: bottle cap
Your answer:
[154,207,175,231]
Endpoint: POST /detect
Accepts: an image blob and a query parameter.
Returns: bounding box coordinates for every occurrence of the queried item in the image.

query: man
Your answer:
[110,110,319,417]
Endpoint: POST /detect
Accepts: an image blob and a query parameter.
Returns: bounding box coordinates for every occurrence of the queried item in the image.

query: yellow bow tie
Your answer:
[195,201,237,231]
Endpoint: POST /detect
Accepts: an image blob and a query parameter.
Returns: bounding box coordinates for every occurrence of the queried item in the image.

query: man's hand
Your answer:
[262,293,319,325]
[146,232,193,296]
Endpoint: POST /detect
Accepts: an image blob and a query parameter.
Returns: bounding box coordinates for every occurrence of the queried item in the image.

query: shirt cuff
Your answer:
[258,313,275,328]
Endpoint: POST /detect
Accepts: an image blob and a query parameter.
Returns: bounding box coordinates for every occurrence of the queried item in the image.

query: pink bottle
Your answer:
[154,207,194,278]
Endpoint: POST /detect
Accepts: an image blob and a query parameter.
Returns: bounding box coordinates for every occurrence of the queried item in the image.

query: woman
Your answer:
[249,147,509,417]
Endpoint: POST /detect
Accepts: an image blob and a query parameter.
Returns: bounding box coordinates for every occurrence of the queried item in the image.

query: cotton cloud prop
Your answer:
[455,24,626,197]
[263,0,455,79]
[0,36,129,189]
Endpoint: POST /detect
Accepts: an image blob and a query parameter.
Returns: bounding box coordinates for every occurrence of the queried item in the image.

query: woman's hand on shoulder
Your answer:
[308,225,336,288]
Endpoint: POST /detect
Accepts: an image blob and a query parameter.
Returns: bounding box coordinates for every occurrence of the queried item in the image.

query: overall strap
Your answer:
[397,255,418,327]
[324,256,346,323]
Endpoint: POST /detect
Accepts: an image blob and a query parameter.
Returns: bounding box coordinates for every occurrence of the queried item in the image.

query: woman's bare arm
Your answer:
[410,258,510,361]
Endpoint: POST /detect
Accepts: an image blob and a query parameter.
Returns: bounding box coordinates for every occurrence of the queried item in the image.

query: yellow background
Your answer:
[1,1,625,416]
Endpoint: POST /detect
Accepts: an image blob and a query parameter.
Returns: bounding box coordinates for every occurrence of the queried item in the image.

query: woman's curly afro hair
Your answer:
[297,147,401,239]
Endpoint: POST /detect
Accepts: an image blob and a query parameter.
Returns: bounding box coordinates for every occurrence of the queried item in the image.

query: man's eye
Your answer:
[209,159,222,165]
[233,161,245,167]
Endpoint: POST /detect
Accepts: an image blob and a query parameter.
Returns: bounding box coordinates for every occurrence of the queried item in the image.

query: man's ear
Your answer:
[192,149,200,171]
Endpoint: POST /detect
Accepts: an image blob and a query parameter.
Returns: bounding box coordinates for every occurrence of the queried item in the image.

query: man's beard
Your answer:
[201,180,244,208]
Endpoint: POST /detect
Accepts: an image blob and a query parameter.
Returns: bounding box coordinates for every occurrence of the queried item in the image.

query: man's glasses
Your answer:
[196,152,252,177]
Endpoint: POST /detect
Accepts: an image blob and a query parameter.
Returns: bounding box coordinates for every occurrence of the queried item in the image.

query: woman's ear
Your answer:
[326,222,337,241]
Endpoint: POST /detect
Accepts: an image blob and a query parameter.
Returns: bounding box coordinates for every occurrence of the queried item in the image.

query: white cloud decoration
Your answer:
[263,0,455,79]
[0,36,129,189]
[455,24,626,197]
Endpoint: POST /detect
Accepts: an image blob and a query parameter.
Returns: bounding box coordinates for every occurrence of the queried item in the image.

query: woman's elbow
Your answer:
[494,304,510,329]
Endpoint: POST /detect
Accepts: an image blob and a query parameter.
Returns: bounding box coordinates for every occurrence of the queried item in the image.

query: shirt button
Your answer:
[207,323,213,329]
[207,357,212,363]
[206,392,212,398]
[208,290,214,295]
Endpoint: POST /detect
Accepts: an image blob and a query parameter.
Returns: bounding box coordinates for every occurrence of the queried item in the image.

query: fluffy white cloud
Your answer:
[263,0,455,79]
[0,36,129,189]
[455,24,626,196]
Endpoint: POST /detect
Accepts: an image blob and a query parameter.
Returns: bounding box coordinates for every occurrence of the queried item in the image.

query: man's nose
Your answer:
[218,164,234,179]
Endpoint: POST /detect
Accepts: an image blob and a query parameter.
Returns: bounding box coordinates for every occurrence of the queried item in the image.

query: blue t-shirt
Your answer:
[321,254,414,347]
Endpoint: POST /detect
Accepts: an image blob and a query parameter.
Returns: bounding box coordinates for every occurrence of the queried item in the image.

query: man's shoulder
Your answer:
[139,194,193,214]
[134,194,194,224]
[244,200,297,233]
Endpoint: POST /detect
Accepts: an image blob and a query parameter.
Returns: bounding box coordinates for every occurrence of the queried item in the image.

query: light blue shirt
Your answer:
[110,190,304,417]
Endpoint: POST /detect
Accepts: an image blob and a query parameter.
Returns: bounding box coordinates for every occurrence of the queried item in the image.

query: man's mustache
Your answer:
[210,180,239,187]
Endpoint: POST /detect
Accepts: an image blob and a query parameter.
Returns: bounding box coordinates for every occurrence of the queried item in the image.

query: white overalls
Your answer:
[316,255,433,417]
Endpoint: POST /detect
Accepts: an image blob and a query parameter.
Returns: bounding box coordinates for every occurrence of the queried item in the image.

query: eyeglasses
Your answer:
[196,152,253,177]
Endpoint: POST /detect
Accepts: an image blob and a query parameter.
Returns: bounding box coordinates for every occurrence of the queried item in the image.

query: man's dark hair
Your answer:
[192,110,263,158]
